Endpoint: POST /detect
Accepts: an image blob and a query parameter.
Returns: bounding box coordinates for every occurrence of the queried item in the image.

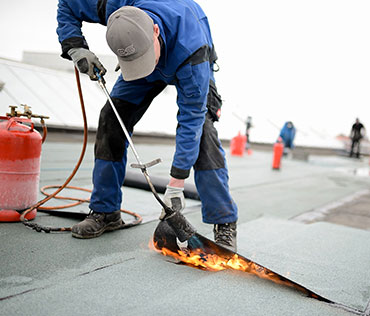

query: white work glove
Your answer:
[159,185,185,220]
[68,47,106,81]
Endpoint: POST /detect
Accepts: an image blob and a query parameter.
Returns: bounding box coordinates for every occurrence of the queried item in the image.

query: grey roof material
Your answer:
[1,122,370,315]
[236,217,370,312]
[0,111,370,316]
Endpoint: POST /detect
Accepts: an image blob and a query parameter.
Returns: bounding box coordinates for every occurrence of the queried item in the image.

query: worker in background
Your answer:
[279,121,296,156]
[349,118,366,158]
[56,0,238,251]
[245,116,253,151]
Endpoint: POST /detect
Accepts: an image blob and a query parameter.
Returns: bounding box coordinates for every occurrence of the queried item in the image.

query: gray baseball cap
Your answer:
[106,6,155,81]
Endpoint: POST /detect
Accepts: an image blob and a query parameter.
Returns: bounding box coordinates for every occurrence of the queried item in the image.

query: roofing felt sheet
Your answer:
[235,217,370,313]
[1,140,370,315]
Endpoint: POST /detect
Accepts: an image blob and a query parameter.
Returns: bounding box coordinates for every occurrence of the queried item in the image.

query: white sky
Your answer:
[0,0,369,142]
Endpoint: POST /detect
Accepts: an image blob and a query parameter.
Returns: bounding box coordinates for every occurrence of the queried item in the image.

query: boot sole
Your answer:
[215,241,237,253]
[71,220,123,239]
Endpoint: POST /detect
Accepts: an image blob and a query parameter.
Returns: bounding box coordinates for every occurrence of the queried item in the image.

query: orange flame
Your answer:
[149,239,309,294]
[150,239,267,273]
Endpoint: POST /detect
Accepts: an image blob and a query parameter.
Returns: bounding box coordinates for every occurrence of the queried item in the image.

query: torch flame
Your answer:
[149,238,311,296]
[150,239,266,273]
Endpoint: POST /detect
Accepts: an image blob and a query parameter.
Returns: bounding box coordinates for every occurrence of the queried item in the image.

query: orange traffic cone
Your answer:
[230,132,247,156]
[272,137,284,170]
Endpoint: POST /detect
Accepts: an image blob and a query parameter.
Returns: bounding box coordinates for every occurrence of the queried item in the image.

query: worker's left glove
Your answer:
[68,48,106,81]
[159,185,185,220]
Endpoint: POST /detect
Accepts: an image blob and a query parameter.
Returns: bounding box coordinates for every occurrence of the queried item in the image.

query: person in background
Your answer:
[349,118,366,158]
[279,121,296,156]
[245,116,253,151]
[56,0,238,251]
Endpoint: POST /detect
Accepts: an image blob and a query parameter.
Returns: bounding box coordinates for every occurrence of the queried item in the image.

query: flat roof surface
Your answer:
[1,140,370,315]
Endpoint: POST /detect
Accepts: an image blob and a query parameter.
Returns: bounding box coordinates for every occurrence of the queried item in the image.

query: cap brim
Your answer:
[118,45,156,81]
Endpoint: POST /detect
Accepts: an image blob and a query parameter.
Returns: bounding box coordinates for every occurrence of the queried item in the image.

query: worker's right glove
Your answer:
[68,48,106,81]
[159,185,185,220]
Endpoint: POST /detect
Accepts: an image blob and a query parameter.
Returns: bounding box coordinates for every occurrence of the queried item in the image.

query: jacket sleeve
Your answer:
[171,61,210,179]
[56,0,92,59]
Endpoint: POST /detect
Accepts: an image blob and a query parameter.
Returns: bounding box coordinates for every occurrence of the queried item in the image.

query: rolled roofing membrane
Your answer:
[236,217,370,313]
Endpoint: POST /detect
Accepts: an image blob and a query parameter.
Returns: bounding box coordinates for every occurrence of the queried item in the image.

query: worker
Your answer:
[56,0,238,251]
[245,116,253,150]
[349,118,366,158]
[279,121,296,156]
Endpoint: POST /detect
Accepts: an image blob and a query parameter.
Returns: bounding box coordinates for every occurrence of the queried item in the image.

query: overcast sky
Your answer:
[1,0,369,140]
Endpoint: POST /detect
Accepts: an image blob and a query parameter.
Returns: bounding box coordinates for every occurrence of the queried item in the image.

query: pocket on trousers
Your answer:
[176,64,201,99]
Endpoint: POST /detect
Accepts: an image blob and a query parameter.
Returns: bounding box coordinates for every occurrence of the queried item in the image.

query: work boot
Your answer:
[213,222,237,252]
[71,210,123,239]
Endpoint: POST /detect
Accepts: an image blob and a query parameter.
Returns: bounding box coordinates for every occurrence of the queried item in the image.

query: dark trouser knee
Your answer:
[94,98,133,161]
[194,113,225,170]
[95,82,167,162]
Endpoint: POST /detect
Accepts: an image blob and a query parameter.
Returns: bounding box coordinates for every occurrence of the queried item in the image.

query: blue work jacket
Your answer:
[57,0,217,178]
[279,122,296,148]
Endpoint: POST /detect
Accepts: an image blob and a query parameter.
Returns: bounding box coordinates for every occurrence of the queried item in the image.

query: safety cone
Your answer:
[272,138,284,170]
[230,132,247,156]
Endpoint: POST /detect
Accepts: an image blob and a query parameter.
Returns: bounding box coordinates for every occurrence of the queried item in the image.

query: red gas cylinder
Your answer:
[0,116,42,221]
[272,138,284,170]
[230,132,247,156]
